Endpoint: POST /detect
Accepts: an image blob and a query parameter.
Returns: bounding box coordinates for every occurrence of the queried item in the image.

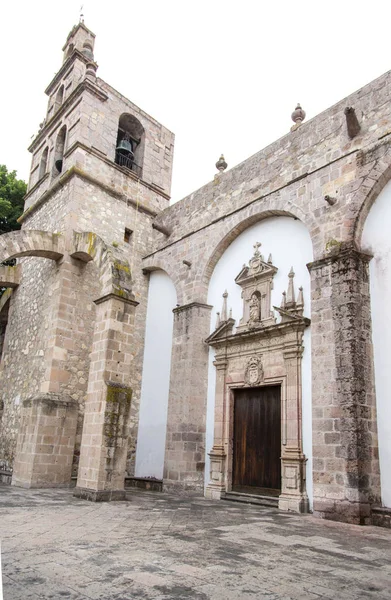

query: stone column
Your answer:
[74,293,137,501]
[163,302,212,493]
[205,358,228,499]
[308,245,380,524]
[279,344,309,513]
[12,394,78,488]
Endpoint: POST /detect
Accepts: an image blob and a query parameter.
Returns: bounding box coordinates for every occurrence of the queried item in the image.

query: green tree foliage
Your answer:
[0,165,27,235]
[0,165,27,298]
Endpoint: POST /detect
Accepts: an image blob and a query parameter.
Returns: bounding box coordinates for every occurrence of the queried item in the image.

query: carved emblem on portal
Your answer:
[244,356,264,386]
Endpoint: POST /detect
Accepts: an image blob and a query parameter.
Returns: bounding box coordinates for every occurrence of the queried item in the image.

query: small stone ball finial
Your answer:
[291,103,306,125]
[216,154,227,172]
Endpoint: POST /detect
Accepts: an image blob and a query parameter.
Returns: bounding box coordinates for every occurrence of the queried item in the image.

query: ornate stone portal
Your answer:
[205,243,310,513]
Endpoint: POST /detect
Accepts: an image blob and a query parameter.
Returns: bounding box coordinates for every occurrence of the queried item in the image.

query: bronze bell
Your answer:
[116,138,134,161]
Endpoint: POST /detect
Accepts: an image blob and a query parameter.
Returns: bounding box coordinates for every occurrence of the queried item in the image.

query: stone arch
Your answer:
[0,230,65,263]
[202,210,310,292]
[141,262,180,304]
[354,152,391,250]
[0,265,21,288]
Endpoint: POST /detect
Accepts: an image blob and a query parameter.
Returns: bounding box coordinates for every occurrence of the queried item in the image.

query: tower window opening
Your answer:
[124,228,133,244]
[38,147,49,180]
[53,126,67,176]
[54,85,64,112]
[115,114,144,178]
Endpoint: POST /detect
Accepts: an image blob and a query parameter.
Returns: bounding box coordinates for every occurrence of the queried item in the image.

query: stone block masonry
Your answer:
[308,244,380,524]
[163,302,212,493]
[12,394,78,488]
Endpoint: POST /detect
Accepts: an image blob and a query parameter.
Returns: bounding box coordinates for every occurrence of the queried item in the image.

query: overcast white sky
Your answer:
[1,0,390,202]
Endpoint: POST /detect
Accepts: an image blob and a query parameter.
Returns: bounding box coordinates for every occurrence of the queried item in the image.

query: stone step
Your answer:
[222,491,279,508]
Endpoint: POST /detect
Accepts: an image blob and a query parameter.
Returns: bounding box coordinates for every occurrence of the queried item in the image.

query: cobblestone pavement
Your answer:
[1,485,391,599]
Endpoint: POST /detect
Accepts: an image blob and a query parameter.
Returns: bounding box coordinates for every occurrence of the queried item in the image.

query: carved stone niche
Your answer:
[235,242,277,331]
[205,243,310,514]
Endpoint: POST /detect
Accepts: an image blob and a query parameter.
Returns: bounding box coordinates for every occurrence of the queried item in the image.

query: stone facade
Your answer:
[1,22,391,524]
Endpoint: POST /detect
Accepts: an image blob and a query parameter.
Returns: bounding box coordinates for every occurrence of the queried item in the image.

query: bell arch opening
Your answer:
[54,85,64,112]
[53,125,67,176]
[38,147,49,180]
[115,113,145,178]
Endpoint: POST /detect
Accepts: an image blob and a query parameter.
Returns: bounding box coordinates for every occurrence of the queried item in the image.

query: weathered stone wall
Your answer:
[0,259,58,471]
[152,70,391,260]
[69,176,157,475]
[140,69,391,521]
[309,246,380,524]
[164,303,212,492]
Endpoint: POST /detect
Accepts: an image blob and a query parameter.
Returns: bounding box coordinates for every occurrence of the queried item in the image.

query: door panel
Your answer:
[233,385,281,493]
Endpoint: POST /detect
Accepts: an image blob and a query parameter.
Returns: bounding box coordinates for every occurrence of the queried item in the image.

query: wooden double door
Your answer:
[233,385,281,495]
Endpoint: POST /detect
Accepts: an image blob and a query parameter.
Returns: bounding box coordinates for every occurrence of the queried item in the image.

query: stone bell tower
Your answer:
[0,21,175,500]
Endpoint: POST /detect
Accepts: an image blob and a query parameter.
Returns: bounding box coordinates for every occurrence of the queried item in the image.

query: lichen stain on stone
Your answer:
[326,239,342,255]
[104,384,132,447]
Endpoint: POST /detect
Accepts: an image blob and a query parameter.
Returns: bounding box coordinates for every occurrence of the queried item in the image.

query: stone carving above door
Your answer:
[205,242,311,513]
[244,355,264,386]
[235,242,277,331]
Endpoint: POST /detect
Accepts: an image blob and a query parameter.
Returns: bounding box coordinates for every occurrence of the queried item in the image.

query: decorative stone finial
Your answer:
[216,154,227,172]
[291,103,306,129]
[221,290,228,321]
[280,291,286,309]
[297,286,304,309]
[215,312,221,329]
[267,253,273,264]
[253,241,262,257]
[286,267,296,307]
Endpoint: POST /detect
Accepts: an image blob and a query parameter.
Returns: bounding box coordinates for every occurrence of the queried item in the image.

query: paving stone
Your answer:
[1,486,391,599]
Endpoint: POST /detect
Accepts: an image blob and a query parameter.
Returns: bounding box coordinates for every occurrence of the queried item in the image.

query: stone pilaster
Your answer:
[279,347,309,513]
[74,293,137,501]
[163,302,212,493]
[12,394,78,488]
[205,359,228,499]
[308,245,380,524]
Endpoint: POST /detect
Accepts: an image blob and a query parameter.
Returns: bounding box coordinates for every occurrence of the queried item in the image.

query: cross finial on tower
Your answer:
[253,241,261,256]
[79,4,84,23]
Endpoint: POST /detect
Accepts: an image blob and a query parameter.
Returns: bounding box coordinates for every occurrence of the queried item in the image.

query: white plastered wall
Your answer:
[361,179,391,508]
[135,270,177,479]
[205,217,314,507]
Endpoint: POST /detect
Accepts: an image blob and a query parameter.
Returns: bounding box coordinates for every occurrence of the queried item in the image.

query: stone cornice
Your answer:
[208,318,309,349]
[19,165,165,224]
[307,244,373,271]
[29,79,108,153]
[173,301,213,314]
[94,293,139,307]
[25,173,50,200]
[63,141,171,201]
